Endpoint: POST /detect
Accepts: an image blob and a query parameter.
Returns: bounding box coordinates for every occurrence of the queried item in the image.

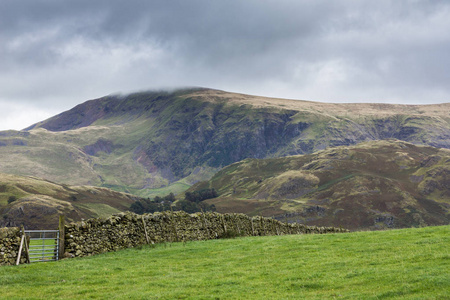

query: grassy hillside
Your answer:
[0,173,138,229]
[0,225,448,299]
[0,88,448,200]
[192,140,450,230]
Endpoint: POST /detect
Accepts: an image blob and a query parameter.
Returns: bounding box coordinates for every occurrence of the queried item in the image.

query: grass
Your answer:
[316,173,356,192]
[28,238,58,262]
[29,239,57,246]
[73,203,122,219]
[1,225,448,299]
[100,182,191,198]
[140,182,192,199]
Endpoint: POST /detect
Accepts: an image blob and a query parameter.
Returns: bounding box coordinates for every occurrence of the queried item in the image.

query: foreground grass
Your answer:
[1,226,449,299]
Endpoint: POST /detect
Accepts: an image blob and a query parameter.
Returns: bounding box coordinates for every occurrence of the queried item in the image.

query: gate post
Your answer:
[58,215,65,260]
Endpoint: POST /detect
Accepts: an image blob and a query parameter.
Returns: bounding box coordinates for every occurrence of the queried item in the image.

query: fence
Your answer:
[25,230,60,263]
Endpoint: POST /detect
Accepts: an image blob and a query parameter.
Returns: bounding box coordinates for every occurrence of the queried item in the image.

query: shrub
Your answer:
[174,200,216,214]
[7,196,17,204]
[185,188,218,203]
[130,192,216,215]
[129,193,176,214]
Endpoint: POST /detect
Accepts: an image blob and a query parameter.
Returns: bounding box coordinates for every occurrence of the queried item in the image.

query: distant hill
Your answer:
[0,88,448,199]
[190,140,450,230]
[0,173,139,229]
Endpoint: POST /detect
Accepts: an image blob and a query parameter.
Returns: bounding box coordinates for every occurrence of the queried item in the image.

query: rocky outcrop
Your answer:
[83,139,115,156]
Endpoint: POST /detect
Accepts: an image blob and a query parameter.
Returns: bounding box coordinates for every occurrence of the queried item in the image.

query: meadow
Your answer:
[0,225,448,299]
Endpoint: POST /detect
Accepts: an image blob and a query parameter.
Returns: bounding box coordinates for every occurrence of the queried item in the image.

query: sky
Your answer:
[1,0,449,131]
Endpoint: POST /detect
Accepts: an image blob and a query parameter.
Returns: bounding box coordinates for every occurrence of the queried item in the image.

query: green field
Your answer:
[1,226,449,299]
[29,239,57,246]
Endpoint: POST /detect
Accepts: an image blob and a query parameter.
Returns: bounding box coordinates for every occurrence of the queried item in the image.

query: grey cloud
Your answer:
[0,0,449,120]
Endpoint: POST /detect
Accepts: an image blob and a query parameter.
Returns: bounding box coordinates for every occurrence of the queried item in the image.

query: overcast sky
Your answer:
[1,0,449,130]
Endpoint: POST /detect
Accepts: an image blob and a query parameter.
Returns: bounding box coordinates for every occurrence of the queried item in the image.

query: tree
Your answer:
[174,200,199,214]
[7,196,17,204]
[185,188,218,203]
[130,200,145,214]
[129,193,177,214]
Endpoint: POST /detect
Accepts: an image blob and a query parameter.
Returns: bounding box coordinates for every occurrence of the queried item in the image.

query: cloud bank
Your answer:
[1,0,449,129]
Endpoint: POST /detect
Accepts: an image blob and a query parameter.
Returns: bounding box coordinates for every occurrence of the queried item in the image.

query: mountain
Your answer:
[190,140,449,230]
[0,173,139,229]
[1,88,448,199]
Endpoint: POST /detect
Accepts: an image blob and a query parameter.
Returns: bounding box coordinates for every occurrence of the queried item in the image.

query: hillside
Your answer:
[0,173,139,229]
[190,140,450,230]
[0,88,448,199]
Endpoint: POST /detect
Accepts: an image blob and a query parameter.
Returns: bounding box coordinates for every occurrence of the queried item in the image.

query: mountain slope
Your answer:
[0,88,449,198]
[190,140,450,230]
[0,173,139,229]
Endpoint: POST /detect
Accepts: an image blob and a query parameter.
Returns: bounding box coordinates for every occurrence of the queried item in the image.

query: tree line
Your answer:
[129,188,218,214]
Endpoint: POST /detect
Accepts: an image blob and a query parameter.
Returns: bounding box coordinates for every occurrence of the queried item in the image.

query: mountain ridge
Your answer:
[1,88,449,197]
[28,88,450,132]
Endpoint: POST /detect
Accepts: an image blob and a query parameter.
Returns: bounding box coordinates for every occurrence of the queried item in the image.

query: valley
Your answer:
[0,88,449,229]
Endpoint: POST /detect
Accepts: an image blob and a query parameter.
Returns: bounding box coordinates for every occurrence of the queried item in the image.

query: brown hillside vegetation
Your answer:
[0,173,138,229]
[188,89,450,118]
[192,140,450,230]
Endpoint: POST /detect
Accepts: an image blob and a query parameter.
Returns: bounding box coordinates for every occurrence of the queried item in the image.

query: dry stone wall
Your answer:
[0,227,28,266]
[64,211,348,258]
[0,211,348,265]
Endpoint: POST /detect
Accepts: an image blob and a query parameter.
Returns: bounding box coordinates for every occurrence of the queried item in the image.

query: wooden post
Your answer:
[170,209,179,242]
[159,221,165,243]
[16,232,25,265]
[236,221,241,235]
[250,218,255,236]
[275,220,280,236]
[58,215,65,260]
[260,217,266,236]
[24,235,30,264]
[200,209,210,239]
[221,214,227,233]
[142,216,150,244]
[21,226,30,264]
[284,215,289,235]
